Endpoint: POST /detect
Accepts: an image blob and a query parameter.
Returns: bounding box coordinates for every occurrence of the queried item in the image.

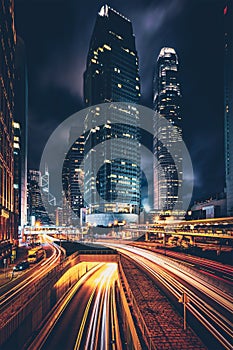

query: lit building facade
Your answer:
[153,47,183,217]
[65,129,85,223]
[224,2,233,216]
[83,5,141,226]
[0,0,17,253]
[13,121,21,242]
[15,36,28,230]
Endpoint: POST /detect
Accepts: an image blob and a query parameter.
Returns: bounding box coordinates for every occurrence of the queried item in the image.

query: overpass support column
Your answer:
[189,236,195,246]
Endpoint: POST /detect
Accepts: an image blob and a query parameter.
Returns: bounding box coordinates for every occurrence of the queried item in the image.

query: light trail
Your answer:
[102,243,233,350]
[75,263,120,350]
[37,263,122,350]
[108,244,233,309]
[0,238,63,317]
[132,244,233,284]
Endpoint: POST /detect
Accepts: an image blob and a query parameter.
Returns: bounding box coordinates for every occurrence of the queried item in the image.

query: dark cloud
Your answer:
[28,86,83,168]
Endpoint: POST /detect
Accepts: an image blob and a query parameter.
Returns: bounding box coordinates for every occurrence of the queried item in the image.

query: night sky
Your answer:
[15,0,226,204]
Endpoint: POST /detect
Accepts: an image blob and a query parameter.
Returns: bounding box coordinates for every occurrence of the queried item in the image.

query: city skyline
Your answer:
[0,2,232,349]
[15,0,226,205]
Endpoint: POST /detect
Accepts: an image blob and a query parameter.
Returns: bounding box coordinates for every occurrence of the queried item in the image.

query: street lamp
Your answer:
[178,292,190,330]
[58,229,62,247]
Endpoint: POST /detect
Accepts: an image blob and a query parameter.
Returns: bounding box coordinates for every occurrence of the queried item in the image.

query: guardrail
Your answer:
[118,259,157,350]
[0,251,80,348]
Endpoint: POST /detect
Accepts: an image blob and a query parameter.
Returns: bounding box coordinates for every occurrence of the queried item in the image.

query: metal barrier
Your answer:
[0,252,81,348]
[117,261,143,350]
[118,259,158,350]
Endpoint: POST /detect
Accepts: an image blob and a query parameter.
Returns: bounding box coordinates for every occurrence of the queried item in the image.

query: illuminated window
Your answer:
[103,44,111,51]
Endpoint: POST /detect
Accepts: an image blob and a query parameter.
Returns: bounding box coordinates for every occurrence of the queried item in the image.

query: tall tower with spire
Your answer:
[83,5,141,226]
[153,47,183,218]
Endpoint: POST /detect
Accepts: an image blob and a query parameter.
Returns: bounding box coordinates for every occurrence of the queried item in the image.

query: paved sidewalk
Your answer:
[121,256,207,350]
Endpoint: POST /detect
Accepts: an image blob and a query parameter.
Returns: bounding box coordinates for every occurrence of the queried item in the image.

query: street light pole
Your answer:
[58,229,61,247]
[3,258,7,278]
[183,297,187,330]
[178,292,190,331]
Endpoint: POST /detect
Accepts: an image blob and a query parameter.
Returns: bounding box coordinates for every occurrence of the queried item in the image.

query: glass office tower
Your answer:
[64,129,85,222]
[153,47,183,217]
[83,5,141,226]
[224,2,233,216]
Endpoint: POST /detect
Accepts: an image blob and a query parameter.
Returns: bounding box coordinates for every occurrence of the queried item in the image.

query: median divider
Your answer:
[118,258,157,350]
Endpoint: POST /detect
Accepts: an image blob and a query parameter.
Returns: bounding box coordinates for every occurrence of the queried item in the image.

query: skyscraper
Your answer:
[13,121,21,243]
[224,2,233,216]
[83,5,141,226]
[27,170,50,225]
[15,36,28,230]
[0,0,17,254]
[63,129,85,224]
[153,47,183,217]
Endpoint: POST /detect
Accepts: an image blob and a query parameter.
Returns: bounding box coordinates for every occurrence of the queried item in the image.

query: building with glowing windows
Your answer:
[13,121,21,242]
[63,129,85,224]
[153,47,183,217]
[15,37,28,231]
[224,2,233,216]
[27,170,51,225]
[0,0,17,256]
[83,5,141,226]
